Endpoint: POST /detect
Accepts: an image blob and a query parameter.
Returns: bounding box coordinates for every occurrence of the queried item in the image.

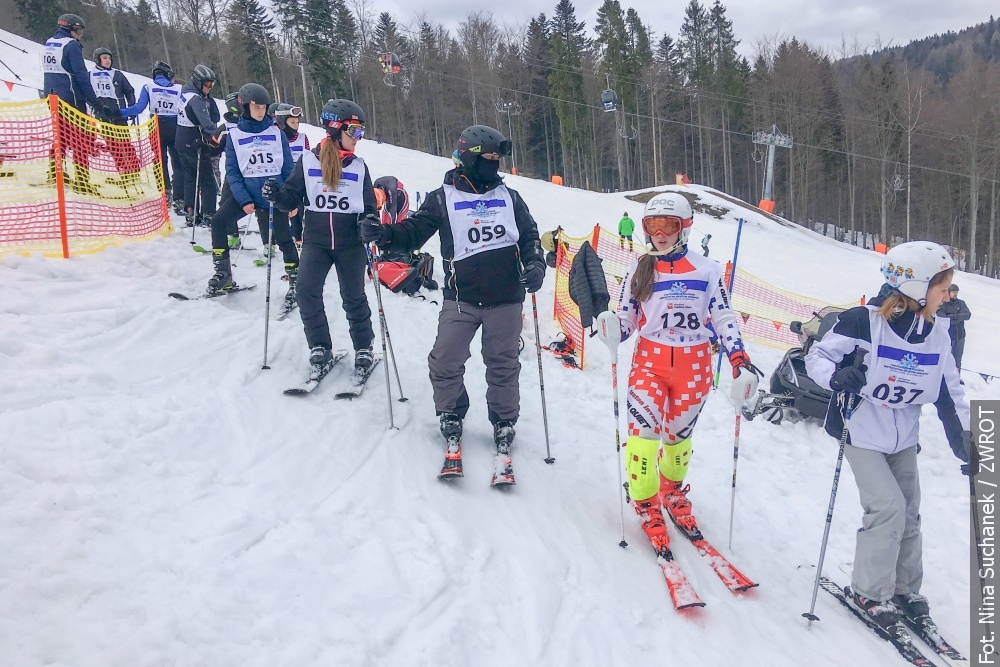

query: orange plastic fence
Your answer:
[551,226,862,367]
[0,96,170,257]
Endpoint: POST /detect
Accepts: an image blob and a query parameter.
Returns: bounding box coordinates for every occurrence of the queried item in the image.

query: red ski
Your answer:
[639,532,705,610]
[663,503,757,593]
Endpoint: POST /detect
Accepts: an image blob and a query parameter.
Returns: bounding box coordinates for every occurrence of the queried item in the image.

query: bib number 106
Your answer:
[871,383,924,404]
[468,224,506,244]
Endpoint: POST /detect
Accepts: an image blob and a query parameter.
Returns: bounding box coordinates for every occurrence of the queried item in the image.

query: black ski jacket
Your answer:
[180,78,220,137]
[273,147,376,250]
[382,168,545,307]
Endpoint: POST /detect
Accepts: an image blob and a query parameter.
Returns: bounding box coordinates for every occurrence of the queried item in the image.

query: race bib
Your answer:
[303,151,365,214]
[42,38,70,75]
[860,307,948,408]
[231,125,283,178]
[90,70,115,99]
[443,184,518,262]
[150,85,180,116]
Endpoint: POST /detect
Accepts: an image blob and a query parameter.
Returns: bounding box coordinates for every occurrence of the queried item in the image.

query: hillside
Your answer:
[2,34,999,667]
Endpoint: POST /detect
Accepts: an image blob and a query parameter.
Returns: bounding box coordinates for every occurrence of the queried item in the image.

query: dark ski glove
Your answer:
[359,213,391,245]
[262,178,279,203]
[520,262,545,293]
[830,365,867,394]
[954,429,972,464]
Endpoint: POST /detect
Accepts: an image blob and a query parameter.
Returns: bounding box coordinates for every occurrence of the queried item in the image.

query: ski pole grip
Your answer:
[844,348,868,420]
[595,310,621,356]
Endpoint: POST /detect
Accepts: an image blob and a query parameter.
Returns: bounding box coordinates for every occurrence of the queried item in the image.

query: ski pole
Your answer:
[363,243,397,429]
[596,311,628,548]
[713,217,744,389]
[727,410,743,551]
[261,204,274,370]
[189,146,201,245]
[531,293,554,464]
[232,214,251,267]
[804,349,867,626]
[365,245,406,403]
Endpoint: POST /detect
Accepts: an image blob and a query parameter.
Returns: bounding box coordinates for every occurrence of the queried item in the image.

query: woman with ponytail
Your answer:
[263,99,377,379]
[805,241,970,635]
[599,192,758,555]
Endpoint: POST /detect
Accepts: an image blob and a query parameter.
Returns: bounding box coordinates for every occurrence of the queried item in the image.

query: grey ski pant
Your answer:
[844,443,922,601]
[428,300,522,424]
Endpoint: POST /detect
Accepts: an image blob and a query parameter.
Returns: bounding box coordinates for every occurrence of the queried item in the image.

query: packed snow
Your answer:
[2,30,998,666]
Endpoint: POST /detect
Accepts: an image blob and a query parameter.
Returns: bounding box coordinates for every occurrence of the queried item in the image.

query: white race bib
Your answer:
[860,307,948,408]
[176,92,196,127]
[303,151,366,214]
[90,69,116,100]
[42,38,71,75]
[230,125,284,178]
[149,84,180,116]
[636,260,715,347]
[289,133,307,162]
[443,184,518,262]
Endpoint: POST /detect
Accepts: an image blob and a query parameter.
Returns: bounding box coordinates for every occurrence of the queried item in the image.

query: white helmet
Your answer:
[642,193,694,251]
[881,241,956,305]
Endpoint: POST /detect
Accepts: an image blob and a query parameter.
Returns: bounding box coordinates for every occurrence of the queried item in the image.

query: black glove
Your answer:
[954,430,972,467]
[520,262,545,293]
[830,365,867,394]
[359,213,390,245]
[262,178,279,203]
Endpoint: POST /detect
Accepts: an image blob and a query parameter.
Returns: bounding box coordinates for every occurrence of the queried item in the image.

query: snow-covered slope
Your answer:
[2,33,998,667]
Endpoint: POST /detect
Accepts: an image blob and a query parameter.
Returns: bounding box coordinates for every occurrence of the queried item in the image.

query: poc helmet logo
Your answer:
[650,197,675,208]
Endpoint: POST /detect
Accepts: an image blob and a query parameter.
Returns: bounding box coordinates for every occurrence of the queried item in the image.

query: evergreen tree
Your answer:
[548,0,588,184]
[225,0,278,88]
[678,0,710,84]
[14,0,63,42]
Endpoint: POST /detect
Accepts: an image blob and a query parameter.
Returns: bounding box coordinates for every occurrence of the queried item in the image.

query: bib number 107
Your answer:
[871,384,924,404]
[468,224,506,244]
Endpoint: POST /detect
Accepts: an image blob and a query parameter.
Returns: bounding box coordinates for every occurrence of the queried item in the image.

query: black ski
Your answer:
[901,615,968,665]
[818,577,935,666]
[335,358,382,399]
[283,351,349,395]
[169,283,256,301]
[438,437,464,478]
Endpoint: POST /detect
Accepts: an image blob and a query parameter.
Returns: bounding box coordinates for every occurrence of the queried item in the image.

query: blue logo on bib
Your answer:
[900,353,920,370]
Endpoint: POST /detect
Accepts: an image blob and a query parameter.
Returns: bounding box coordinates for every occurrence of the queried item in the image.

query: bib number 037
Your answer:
[871,383,924,405]
[468,224,506,244]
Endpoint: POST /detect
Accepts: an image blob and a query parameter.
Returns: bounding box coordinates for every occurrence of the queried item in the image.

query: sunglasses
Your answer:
[642,215,684,237]
[202,80,216,89]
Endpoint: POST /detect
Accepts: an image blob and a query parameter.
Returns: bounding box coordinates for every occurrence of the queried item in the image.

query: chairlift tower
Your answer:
[752,124,793,213]
[496,98,522,174]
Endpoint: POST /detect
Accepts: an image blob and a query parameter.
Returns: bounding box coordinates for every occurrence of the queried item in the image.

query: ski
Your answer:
[283,351,349,395]
[168,284,256,301]
[838,564,967,664]
[335,358,382,399]
[490,446,515,487]
[818,577,935,667]
[641,533,705,610]
[193,244,256,254]
[276,298,298,321]
[662,501,757,593]
[438,437,464,479]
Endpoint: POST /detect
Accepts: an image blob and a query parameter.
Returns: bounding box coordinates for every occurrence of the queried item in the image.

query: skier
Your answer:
[359,124,545,482]
[596,194,758,552]
[701,233,711,257]
[804,241,970,633]
[120,61,184,213]
[89,47,139,187]
[618,210,635,250]
[262,98,377,379]
[42,14,99,193]
[272,103,309,242]
[175,64,220,227]
[937,283,971,370]
[206,83,299,301]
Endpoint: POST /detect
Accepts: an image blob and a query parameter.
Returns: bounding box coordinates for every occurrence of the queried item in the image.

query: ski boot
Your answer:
[185,211,196,227]
[491,419,516,485]
[439,413,464,478]
[354,346,374,378]
[634,496,670,554]
[207,251,234,294]
[283,264,298,308]
[172,198,186,216]
[310,345,332,367]
[440,413,463,441]
[848,590,903,633]
[659,478,692,518]
[892,593,930,623]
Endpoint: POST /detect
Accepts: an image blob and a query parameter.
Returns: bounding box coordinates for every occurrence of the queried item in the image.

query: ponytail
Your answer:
[319,138,343,189]
[629,254,658,303]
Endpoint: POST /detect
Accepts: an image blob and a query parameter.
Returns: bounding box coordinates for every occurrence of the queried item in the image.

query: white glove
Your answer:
[595,310,622,355]
[731,366,759,412]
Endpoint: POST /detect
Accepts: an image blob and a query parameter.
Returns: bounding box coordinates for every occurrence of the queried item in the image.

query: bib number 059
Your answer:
[468,224,506,244]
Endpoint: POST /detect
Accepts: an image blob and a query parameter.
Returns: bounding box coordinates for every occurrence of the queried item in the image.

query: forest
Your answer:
[5,0,1000,275]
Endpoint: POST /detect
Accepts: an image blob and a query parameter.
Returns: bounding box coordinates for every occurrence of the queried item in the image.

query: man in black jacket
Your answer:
[938,283,971,369]
[89,48,135,123]
[174,64,220,225]
[361,125,546,476]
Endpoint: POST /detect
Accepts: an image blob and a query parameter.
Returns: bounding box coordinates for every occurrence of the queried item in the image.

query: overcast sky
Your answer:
[371,0,994,59]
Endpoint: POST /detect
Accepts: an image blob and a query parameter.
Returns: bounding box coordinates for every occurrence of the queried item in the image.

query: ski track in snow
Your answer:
[2,31,999,666]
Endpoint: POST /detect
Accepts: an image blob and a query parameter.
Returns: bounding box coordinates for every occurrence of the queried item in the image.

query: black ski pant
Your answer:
[156,115,181,201]
[290,209,303,242]
[211,196,299,267]
[297,243,374,352]
[952,337,966,370]
[174,126,217,217]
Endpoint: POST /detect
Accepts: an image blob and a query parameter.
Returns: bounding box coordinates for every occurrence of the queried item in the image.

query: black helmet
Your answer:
[57,14,86,31]
[273,103,302,130]
[223,92,241,123]
[92,47,112,66]
[152,61,173,80]
[267,102,279,118]
[192,64,216,89]
[238,83,272,117]
[320,99,365,132]
[453,125,511,170]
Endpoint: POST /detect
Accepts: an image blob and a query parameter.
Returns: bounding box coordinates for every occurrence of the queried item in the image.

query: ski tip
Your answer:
[168,292,190,300]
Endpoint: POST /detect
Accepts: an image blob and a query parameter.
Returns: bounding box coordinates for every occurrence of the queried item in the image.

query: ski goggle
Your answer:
[342,122,365,139]
[277,106,303,118]
[469,141,512,159]
[642,215,685,237]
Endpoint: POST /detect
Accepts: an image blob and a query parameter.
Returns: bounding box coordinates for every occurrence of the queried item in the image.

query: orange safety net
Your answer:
[0,96,170,258]
[724,262,862,349]
[551,225,861,366]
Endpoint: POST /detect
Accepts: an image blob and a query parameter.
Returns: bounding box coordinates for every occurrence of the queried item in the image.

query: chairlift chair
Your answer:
[378,52,402,87]
[601,88,619,112]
